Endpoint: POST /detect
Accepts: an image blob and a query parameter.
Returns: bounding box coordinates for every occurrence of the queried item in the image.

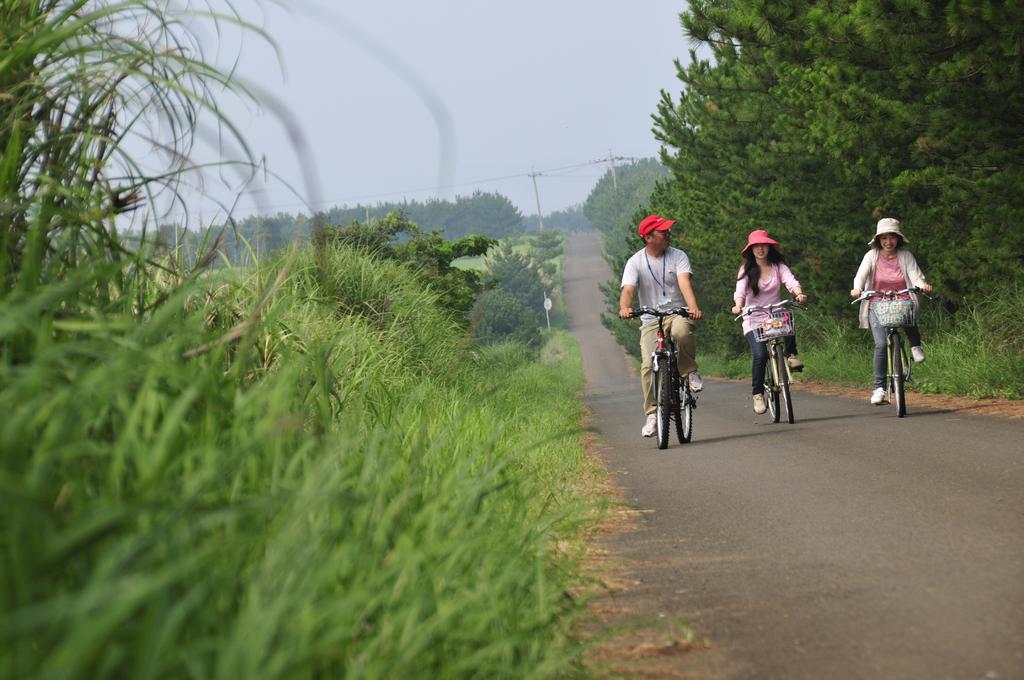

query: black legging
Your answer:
[745,331,797,395]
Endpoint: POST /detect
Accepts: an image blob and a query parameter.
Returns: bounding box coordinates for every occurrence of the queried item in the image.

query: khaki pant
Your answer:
[639,315,697,414]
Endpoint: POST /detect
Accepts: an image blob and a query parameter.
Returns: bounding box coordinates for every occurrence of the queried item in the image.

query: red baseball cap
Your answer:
[638,214,676,237]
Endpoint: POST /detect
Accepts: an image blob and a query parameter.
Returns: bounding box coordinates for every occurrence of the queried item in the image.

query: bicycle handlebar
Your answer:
[733,298,800,322]
[631,306,691,319]
[851,287,931,304]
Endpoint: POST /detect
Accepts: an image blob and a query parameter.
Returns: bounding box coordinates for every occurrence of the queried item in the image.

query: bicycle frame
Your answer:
[635,306,696,448]
[764,336,791,386]
[852,288,924,417]
[735,300,798,424]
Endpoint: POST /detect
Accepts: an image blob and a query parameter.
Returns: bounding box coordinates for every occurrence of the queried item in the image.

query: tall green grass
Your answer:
[1,243,602,678]
[0,1,263,301]
[2,5,607,676]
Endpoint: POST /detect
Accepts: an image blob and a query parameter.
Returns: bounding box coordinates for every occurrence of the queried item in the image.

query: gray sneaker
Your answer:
[752,393,767,414]
[687,370,704,392]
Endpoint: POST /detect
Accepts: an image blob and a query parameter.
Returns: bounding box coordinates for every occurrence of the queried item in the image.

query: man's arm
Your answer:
[676,273,702,320]
[619,285,636,319]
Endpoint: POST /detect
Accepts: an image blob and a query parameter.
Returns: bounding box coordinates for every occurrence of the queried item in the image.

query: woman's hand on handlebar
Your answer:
[850,288,862,299]
[618,306,633,319]
[730,303,742,315]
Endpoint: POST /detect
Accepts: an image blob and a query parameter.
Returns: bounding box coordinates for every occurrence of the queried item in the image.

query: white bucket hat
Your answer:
[870,217,908,246]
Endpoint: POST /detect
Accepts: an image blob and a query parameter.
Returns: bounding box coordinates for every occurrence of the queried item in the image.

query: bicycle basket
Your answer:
[752,310,795,341]
[873,299,915,327]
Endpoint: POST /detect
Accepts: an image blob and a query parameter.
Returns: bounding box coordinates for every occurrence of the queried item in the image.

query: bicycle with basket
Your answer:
[736,299,800,424]
[851,287,927,417]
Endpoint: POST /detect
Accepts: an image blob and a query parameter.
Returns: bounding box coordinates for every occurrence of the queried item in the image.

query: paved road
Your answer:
[564,232,1024,680]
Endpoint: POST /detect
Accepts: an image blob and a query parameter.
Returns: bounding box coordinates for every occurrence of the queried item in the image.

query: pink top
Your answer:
[871,254,911,302]
[734,263,801,335]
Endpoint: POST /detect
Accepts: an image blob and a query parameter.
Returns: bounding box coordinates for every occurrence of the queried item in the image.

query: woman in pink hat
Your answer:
[850,218,933,405]
[730,230,808,415]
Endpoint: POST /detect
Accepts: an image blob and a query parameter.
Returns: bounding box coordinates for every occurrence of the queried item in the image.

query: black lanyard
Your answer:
[644,250,668,297]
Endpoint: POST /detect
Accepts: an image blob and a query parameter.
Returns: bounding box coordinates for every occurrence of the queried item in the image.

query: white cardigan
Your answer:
[852,249,928,329]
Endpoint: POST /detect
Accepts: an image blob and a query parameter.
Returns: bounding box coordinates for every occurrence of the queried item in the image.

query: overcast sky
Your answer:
[188,1,695,221]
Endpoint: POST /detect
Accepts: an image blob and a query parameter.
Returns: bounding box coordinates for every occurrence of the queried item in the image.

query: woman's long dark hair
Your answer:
[739,244,786,295]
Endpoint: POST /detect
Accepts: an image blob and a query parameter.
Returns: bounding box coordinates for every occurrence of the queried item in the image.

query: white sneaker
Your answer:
[870,387,887,405]
[687,370,704,392]
[752,393,767,414]
[911,346,925,363]
[641,413,657,437]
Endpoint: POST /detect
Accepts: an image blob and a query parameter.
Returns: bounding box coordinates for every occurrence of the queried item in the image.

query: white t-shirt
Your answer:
[621,246,693,323]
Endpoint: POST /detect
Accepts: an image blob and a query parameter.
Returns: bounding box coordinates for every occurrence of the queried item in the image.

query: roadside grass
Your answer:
[1,243,604,678]
[4,5,605,677]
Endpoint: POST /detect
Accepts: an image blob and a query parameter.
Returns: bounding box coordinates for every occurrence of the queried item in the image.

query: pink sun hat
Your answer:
[741,229,780,255]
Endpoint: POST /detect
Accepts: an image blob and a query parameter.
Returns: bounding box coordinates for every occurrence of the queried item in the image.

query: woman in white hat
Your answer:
[850,218,934,405]
[731,230,808,415]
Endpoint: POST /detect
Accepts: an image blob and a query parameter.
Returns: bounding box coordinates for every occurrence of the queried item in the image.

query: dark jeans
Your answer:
[869,310,922,389]
[745,331,797,395]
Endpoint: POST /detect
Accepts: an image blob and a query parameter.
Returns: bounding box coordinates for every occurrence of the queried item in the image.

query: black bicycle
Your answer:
[633,306,696,449]
[852,288,927,418]
[735,299,800,424]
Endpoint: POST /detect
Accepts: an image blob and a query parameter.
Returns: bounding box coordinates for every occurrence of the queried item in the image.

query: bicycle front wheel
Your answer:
[764,357,780,423]
[775,343,795,424]
[676,378,693,443]
[656,358,672,449]
[892,335,907,417]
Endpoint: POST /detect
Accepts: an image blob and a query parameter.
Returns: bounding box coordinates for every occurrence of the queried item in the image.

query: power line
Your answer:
[164,153,653,221]
[292,159,608,212]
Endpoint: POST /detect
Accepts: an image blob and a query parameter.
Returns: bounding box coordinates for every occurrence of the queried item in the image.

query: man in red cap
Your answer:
[618,214,703,438]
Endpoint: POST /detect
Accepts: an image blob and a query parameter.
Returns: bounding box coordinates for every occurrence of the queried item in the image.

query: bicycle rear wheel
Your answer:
[775,343,795,424]
[892,335,907,417]
[656,358,672,449]
[676,378,693,443]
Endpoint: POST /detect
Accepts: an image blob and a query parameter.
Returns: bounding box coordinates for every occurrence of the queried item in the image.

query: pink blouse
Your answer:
[734,263,801,335]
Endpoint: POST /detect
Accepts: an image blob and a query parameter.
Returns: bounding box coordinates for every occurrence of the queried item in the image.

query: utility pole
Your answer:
[529,171,545,231]
[607,149,619,190]
[258,156,268,263]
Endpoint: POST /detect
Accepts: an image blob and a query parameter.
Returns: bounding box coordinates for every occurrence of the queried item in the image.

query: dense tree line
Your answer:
[323,191,524,240]
[583,159,673,352]
[523,204,594,232]
[194,191,526,263]
[596,1,1024,353]
[662,0,1022,304]
[584,158,670,265]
